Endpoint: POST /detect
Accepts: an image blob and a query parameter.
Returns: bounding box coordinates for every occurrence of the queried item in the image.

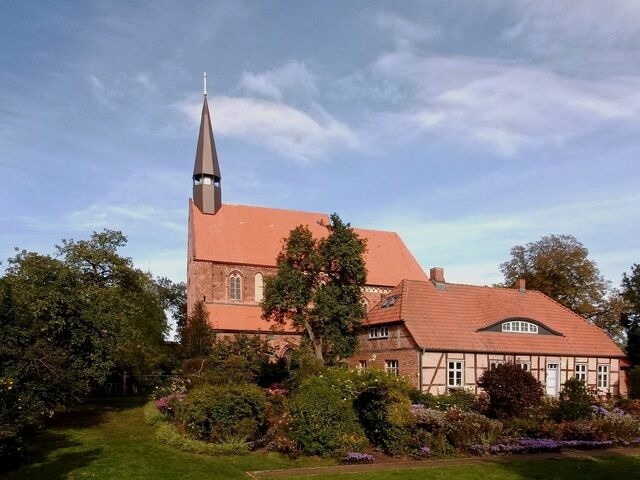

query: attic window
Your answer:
[381,295,399,308]
[502,320,538,334]
[369,326,389,339]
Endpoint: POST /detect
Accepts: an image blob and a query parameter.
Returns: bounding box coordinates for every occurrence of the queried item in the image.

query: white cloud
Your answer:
[177,95,360,163]
[370,52,640,156]
[238,61,318,101]
[19,204,185,234]
[504,0,640,70]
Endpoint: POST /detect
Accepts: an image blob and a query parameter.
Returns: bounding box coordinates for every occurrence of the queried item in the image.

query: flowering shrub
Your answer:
[471,438,562,455]
[151,377,188,401]
[518,438,562,453]
[411,405,502,451]
[155,392,185,419]
[340,452,375,464]
[592,409,640,442]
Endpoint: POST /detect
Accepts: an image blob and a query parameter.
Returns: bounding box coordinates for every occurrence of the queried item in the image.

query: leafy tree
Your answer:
[477,363,544,419]
[179,300,215,358]
[0,252,115,444]
[621,264,640,367]
[179,300,215,359]
[56,230,168,376]
[262,213,367,362]
[500,234,622,340]
[155,276,187,338]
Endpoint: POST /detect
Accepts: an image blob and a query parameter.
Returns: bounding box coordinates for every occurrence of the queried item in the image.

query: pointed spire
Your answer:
[193,75,222,214]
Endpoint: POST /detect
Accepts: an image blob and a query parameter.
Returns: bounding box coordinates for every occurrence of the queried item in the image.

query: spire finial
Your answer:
[203,72,207,96]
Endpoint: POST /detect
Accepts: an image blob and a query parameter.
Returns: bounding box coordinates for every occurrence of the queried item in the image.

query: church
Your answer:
[186,87,627,395]
[186,88,427,357]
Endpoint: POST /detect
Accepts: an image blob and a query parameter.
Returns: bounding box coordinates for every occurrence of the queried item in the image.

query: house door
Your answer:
[546,363,559,396]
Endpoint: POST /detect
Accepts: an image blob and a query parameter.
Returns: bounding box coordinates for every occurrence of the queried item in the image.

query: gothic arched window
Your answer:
[360,298,369,313]
[229,272,242,301]
[255,273,264,303]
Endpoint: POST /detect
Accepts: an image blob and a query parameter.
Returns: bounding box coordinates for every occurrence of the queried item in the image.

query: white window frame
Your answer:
[385,359,399,375]
[517,362,531,372]
[597,365,609,389]
[229,273,242,301]
[368,326,389,339]
[575,364,588,382]
[448,360,464,387]
[501,320,539,334]
[490,360,505,370]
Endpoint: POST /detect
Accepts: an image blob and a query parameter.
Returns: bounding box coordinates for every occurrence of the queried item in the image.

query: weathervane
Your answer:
[203,72,207,96]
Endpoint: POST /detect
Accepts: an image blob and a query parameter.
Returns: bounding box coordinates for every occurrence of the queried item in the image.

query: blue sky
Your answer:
[1,0,639,288]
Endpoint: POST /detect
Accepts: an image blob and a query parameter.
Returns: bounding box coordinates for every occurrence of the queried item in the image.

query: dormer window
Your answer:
[501,320,538,334]
[369,326,389,339]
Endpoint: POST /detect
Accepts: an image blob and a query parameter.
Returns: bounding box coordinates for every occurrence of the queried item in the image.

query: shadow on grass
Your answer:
[2,395,146,478]
[8,447,103,480]
[498,451,640,479]
[46,394,148,430]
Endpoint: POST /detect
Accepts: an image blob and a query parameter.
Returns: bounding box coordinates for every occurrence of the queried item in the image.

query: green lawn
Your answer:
[263,455,640,480]
[1,396,330,480]
[3,396,640,480]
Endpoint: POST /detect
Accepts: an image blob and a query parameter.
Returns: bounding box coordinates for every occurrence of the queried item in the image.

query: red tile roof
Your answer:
[190,201,428,287]
[366,280,625,358]
[205,303,298,333]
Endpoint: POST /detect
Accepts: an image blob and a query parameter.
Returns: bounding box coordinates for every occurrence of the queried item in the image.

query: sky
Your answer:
[1,0,640,289]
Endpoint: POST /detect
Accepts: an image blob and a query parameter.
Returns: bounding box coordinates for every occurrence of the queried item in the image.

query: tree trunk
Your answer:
[303,318,324,362]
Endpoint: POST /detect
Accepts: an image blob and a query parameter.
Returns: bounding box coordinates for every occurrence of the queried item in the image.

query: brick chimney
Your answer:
[429,267,445,284]
[515,278,526,292]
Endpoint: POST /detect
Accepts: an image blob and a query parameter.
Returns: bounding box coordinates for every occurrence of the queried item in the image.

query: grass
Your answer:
[3,396,640,480]
[1,396,330,480]
[264,456,640,480]
[260,455,640,479]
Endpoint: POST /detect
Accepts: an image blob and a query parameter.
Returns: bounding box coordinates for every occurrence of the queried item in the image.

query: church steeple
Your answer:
[193,72,222,214]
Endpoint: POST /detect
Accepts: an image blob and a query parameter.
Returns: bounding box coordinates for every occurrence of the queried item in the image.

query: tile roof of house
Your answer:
[366,280,625,358]
[205,303,298,334]
[190,201,428,287]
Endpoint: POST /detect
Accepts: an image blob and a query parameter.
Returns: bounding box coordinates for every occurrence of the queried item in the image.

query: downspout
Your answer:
[419,347,426,392]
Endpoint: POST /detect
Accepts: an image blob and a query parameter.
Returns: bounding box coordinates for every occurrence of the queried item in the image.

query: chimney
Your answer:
[515,278,526,292]
[429,267,445,284]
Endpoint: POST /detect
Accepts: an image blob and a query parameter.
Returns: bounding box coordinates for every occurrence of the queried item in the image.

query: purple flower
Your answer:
[341,452,375,464]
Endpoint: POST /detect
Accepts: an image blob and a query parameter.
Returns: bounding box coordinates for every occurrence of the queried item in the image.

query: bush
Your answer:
[411,405,502,451]
[629,366,640,399]
[411,388,476,412]
[555,378,594,421]
[477,363,544,418]
[177,384,267,443]
[288,374,366,456]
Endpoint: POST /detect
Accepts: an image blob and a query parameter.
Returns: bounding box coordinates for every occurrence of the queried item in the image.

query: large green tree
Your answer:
[262,213,367,362]
[621,264,640,367]
[56,230,168,375]
[499,234,622,342]
[0,252,115,439]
